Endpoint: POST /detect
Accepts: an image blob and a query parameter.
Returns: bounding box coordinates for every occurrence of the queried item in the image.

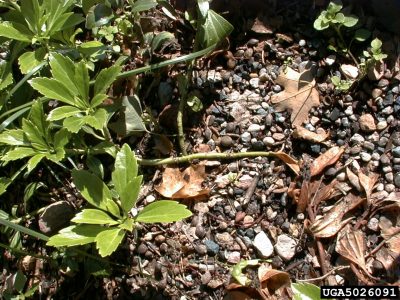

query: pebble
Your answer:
[204,240,219,256]
[394,173,400,188]
[385,184,395,193]
[350,133,365,144]
[248,124,262,132]
[385,173,393,182]
[359,114,376,132]
[195,244,207,255]
[226,251,241,264]
[367,217,379,232]
[207,70,222,83]
[275,234,297,261]
[241,132,251,143]
[253,231,274,258]
[215,232,234,247]
[376,120,388,130]
[299,39,306,47]
[360,152,372,162]
[249,78,259,88]
[392,147,400,157]
[372,88,383,98]
[220,136,233,148]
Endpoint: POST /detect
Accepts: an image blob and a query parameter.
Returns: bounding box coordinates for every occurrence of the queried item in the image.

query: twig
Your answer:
[296,266,350,282]
[241,175,259,206]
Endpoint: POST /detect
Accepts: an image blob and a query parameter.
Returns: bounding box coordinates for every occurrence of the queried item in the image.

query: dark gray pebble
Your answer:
[392,146,400,157]
[204,240,219,256]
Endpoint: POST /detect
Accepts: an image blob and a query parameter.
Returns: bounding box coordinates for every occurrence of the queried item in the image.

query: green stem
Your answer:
[333,25,359,67]
[177,97,187,155]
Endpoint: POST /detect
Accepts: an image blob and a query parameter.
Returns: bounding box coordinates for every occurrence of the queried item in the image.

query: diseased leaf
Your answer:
[357,170,378,202]
[72,209,119,225]
[155,165,209,199]
[231,259,259,286]
[310,146,344,177]
[258,265,291,295]
[47,225,106,247]
[136,200,192,223]
[346,167,362,192]
[271,67,320,128]
[72,169,112,211]
[95,227,125,257]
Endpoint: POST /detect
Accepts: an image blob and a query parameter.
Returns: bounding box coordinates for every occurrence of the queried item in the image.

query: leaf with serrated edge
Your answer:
[48,106,83,121]
[72,169,112,211]
[136,200,192,223]
[64,116,86,133]
[18,48,47,74]
[30,78,76,106]
[47,225,106,247]
[72,209,119,225]
[90,93,107,108]
[0,130,29,146]
[27,154,45,173]
[74,61,90,104]
[2,147,37,161]
[94,65,121,95]
[95,227,125,257]
[112,144,138,204]
[49,53,79,95]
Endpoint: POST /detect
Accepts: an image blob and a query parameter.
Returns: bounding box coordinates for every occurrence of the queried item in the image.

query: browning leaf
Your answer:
[312,179,341,208]
[258,264,290,294]
[346,167,362,192]
[357,170,379,202]
[271,67,320,127]
[292,126,329,143]
[273,151,300,175]
[155,165,209,199]
[310,146,344,177]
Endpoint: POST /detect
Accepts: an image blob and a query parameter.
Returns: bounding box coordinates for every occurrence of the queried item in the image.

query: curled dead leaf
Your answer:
[271,67,320,128]
[310,146,344,177]
[155,165,209,199]
[292,126,329,143]
[357,170,379,202]
[346,167,362,192]
[273,151,300,175]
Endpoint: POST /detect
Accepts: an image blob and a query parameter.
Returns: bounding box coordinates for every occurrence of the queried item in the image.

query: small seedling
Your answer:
[363,38,387,62]
[331,75,353,92]
[47,144,192,257]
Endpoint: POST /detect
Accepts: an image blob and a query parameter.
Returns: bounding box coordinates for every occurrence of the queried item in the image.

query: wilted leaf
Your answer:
[231,259,259,286]
[311,179,341,208]
[292,127,329,143]
[155,165,209,199]
[271,67,320,127]
[310,146,344,177]
[381,225,400,254]
[258,264,290,294]
[335,226,372,278]
[346,167,362,192]
[357,170,378,202]
[273,151,300,175]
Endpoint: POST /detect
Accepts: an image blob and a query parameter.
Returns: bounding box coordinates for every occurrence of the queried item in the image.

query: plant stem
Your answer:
[66,149,279,166]
[177,96,187,155]
[333,25,359,67]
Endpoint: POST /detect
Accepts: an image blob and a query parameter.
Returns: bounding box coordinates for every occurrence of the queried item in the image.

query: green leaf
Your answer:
[86,155,104,179]
[30,78,76,106]
[22,119,48,151]
[0,129,29,146]
[94,65,121,96]
[313,16,329,30]
[119,217,134,231]
[84,108,108,130]
[342,15,358,27]
[18,47,47,74]
[331,75,341,86]
[72,169,112,211]
[131,0,157,13]
[108,95,146,137]
[119,175,142,213]
[50,12,84,33]
[136,200,192,223]
[199,9,233,48]
[292,282,322,300]
[327,0,342,14]
[151,31,175,52]
[95,227,125,257]
[27,153,46,173]
[0,177,11,196]
[2,147,37,161]
[48,106,83,121]
[13,270,27,293]
[373,53,387,61]
[112,144,138,198]
[187,94,203,112]
[354,28,370,42]
[64,116,86,133]
[90,93,107,108]
[47,224,106,247]
[74,61,90,104]
[197,0,209,19]
[371,38,382,50]
[231,259,259,286]
[0,23,31,42]
[29,101,48,137]
[72,209,119,225]
[49,53,79,96]
[85,3,113,29]
[333,12,345,23]
[53,128,70,151]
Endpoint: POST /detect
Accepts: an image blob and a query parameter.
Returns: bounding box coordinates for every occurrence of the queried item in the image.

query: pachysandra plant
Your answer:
[0,101,69,173]
[30,53,121,135]
[47,144,192,257]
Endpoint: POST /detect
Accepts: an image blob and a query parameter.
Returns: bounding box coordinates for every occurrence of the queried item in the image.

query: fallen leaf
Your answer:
[258,264,290,294]
[292,126,329,143]
[310,193,363,238]
[271,67,320,127]
[346,167,362,192]
[153,134,174,156]
[297,180,310,213]
[155,165,209,199]
[272,151,300,175]
[312,179,342,208]
[357,170,379,202]
[251,18,273,34]
[375,247,397,272]
[310,146,344,177]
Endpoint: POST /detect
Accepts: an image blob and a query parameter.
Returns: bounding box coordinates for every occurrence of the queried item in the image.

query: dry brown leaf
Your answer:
[297,180,310,213]
[310,146,344,177]
[335,226,378,281]
[312,179,341,208]
[258,264,290,294]
[251,18,273,34]
[292,126,329,143]
[155,165,209,199]
[273,151,300,175]
[346,167,362,192]
[271,67,320,127]
[357,170,379,202]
